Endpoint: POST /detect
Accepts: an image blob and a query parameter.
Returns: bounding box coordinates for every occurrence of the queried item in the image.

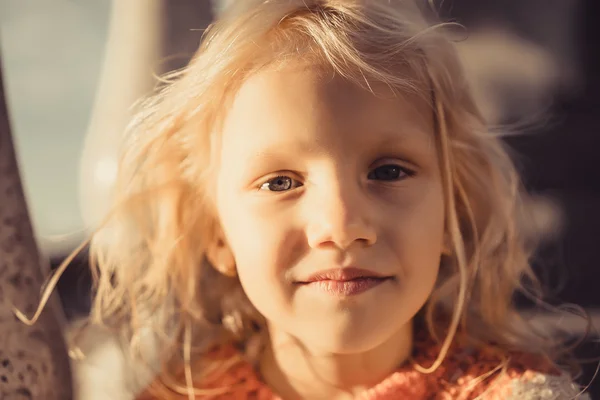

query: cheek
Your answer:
[216,204,285,313]
[387,186,445,284]
[229,220,300,320]
[222,211,299,271]
[215,193,301,298]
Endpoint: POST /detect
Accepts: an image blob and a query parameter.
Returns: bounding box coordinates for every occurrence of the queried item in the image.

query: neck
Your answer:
[260,323,413,400]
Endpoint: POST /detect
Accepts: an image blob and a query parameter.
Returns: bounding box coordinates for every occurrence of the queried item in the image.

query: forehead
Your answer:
[220,65,435,153]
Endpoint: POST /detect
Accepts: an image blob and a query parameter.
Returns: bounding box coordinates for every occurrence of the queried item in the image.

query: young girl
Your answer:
[84,0,590,398]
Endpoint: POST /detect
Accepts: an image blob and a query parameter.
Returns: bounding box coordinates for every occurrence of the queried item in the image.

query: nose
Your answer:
[306,181,377,250]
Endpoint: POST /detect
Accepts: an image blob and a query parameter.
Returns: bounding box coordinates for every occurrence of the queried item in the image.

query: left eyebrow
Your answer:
[371,126,435,148]
[237,143,315,183]
[244,137,324,162]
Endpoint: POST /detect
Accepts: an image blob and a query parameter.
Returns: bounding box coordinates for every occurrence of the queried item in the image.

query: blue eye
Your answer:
[260,176,302,192]
[367,164,411,181]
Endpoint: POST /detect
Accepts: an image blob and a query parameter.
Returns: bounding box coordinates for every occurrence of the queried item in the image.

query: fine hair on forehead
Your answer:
[37,0,571,396]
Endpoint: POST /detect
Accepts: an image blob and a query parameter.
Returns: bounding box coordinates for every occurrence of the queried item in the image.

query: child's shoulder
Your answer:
[138,339,590,400]
[415,337,590,400]
[136,344,275,400]
[198,340,591,400]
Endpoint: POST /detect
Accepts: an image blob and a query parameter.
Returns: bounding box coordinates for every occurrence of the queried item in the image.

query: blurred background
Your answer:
[0,0,598,398]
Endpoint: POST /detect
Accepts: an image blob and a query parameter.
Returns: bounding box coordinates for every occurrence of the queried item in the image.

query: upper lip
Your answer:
[299,267,391,283]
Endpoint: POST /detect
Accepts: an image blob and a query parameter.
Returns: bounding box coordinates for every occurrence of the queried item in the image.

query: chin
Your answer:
[299,317,404,355]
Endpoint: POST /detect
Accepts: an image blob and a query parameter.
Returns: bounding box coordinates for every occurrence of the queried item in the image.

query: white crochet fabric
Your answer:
[505,372,592,400]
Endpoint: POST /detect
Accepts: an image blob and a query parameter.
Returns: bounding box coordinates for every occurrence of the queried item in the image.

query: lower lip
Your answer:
[301,278,389,296]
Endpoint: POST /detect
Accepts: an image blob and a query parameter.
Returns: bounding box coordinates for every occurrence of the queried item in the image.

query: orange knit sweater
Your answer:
[139,333,587,399]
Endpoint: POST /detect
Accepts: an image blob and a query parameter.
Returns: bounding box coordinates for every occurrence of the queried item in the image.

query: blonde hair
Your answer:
[69,0,574,397]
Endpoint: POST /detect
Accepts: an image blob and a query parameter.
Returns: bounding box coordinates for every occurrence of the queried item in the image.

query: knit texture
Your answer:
[139,332,589,399]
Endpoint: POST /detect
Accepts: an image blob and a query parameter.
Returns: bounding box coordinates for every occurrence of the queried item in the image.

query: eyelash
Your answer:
[258,164,415,192]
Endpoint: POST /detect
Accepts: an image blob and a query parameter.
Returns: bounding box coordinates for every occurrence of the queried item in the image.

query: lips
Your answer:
[296,267,393,296]
[299,267,390,283]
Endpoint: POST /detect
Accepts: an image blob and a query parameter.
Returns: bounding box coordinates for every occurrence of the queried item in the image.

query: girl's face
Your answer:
[213,65,445,353]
